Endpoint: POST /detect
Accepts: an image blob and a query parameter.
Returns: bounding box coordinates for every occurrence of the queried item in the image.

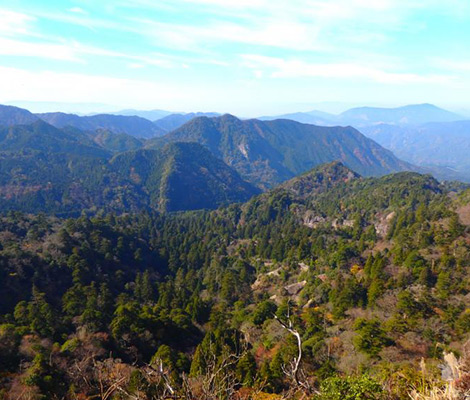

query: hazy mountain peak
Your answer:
[0,104,39,126]
[110,108,173,120]
[259,103,462,127]
[338,103,462,126]
[36,111,164,138]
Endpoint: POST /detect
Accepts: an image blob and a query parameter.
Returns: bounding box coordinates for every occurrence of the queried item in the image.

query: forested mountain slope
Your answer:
[1,163,469,399]
[149,114,416,189]
[37,111,165,138]
[0,122,258,214]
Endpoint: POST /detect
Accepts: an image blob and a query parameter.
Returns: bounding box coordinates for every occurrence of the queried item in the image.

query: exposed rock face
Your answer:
[375,211,396,237]
[284,281,307,296]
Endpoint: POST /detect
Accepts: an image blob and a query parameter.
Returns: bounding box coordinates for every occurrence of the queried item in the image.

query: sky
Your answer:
[1,0,470,116]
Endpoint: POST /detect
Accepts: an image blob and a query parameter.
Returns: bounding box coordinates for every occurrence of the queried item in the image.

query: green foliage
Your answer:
[0,161,468,399]
[316,375,385,400]
[149,115,410,189]
[353,318,393,357]
[252,300,277,325]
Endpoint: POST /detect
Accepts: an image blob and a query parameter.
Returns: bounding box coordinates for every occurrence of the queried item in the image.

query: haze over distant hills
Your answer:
[4,103,461,139]
[260,103,463,127]
[360,121,470,181]
[153,112,221,132]
[0,105,39,126]
[111,103,463,134]
[109,108,173,121]
[257,103,470,182]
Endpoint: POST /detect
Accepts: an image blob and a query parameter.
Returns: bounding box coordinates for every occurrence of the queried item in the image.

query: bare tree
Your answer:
[92,358,132,400]
[182,342,245,400]
[273,305,315,397]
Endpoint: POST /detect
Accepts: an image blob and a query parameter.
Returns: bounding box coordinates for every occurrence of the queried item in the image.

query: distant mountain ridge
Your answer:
[360,120,470,181]
[153,112,221,132]
[0,104,39,126]
[260,103,463,127]
[36,112,165,138]
[109,108,173,120]
[148,114,416,189]
[338,104,462,126]
[0,120,110,158]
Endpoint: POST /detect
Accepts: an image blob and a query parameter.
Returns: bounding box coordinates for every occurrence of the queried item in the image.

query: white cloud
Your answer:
[68,7,88,15]
[127,62,145,69]
[0,36,175,67]
[434,59,470,73]
[0,9,35,36]
[0,66,183,106]
[241,54,454,84]
[134,18,322,51]
[125,0,456,53]
[0,37,83,61]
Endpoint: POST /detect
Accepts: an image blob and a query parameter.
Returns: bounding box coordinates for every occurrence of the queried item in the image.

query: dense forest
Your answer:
[1,162,470,399]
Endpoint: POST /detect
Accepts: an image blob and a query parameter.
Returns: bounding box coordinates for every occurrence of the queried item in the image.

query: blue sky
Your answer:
[1,0,470,116]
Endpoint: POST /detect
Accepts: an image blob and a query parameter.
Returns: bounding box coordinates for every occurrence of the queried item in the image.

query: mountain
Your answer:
[110,108,173,121]
[276,161,360,200]
[1,161,468,400]
[0,104,39,126]
[148,114,415,189]
[0,120,109,158]
[36,112,165,138]
[0,117,146,155]
[259,109,335,125]
[92,130,144,153]
[260,104,462,127]
[154,112,221,132]
[6,101,116,114]
[109,142,259,212]
[337,103,462,126]
[360,120,470,181]
[0,123,258,214]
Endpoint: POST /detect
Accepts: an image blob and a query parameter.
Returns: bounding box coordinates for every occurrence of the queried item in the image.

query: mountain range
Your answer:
[2,103,460,142]
[109,108,173,120]
[153,112,221,132]
[259,103,463,127]
[37,112,164,138]
[148,114,415,189]
[259,104,470,182]
[360,120,470,181]
[0,121,258,214]
[3,103,470,214]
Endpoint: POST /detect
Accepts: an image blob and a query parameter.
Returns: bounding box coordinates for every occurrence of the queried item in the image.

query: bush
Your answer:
[316,375,385,400]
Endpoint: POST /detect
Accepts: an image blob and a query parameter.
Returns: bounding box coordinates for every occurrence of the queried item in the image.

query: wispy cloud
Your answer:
[1,0,469,113]
[0,35,176,67]
[433,59,470,73]
[0,37,81,61]
[241,54,454,84]
[134,18,322,51]
[0,9,35,36]
[68,7,88,15]
[0,66,184,105]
